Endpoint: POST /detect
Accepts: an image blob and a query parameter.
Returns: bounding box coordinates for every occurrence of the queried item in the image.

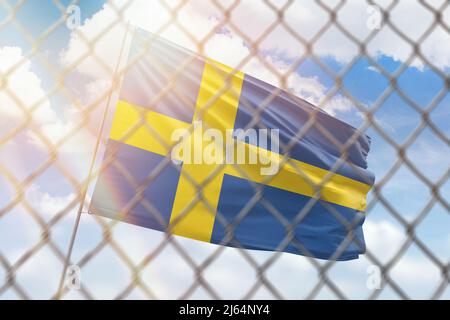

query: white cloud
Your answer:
[25,184,76,221]
[367,65,381,73]
[59,0,355,116]
[0,47,58,127]
[14,246,62,299]
[364,219,407,263]
[189,0,450,70]
[0,46,96,156]
[27,77,113,156]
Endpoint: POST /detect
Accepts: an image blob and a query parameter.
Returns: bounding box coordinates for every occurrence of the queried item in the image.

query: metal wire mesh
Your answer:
[0,0,449,300]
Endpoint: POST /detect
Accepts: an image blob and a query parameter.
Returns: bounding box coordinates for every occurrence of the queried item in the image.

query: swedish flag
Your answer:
[90,28,375,261]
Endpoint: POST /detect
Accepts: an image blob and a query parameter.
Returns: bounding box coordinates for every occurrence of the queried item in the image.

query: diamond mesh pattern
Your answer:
[0,0,449,300]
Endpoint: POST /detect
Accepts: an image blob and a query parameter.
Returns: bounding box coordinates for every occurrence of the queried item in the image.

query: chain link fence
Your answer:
[0,0,449,299]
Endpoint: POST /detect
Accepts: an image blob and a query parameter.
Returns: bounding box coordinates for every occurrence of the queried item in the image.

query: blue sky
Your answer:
[0,0,449,299]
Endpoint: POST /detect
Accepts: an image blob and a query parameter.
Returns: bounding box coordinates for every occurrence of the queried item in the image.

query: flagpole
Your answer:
[55,22,131,300]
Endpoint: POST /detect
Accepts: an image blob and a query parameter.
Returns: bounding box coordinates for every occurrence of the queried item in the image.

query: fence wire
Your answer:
[0,0,449,300]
